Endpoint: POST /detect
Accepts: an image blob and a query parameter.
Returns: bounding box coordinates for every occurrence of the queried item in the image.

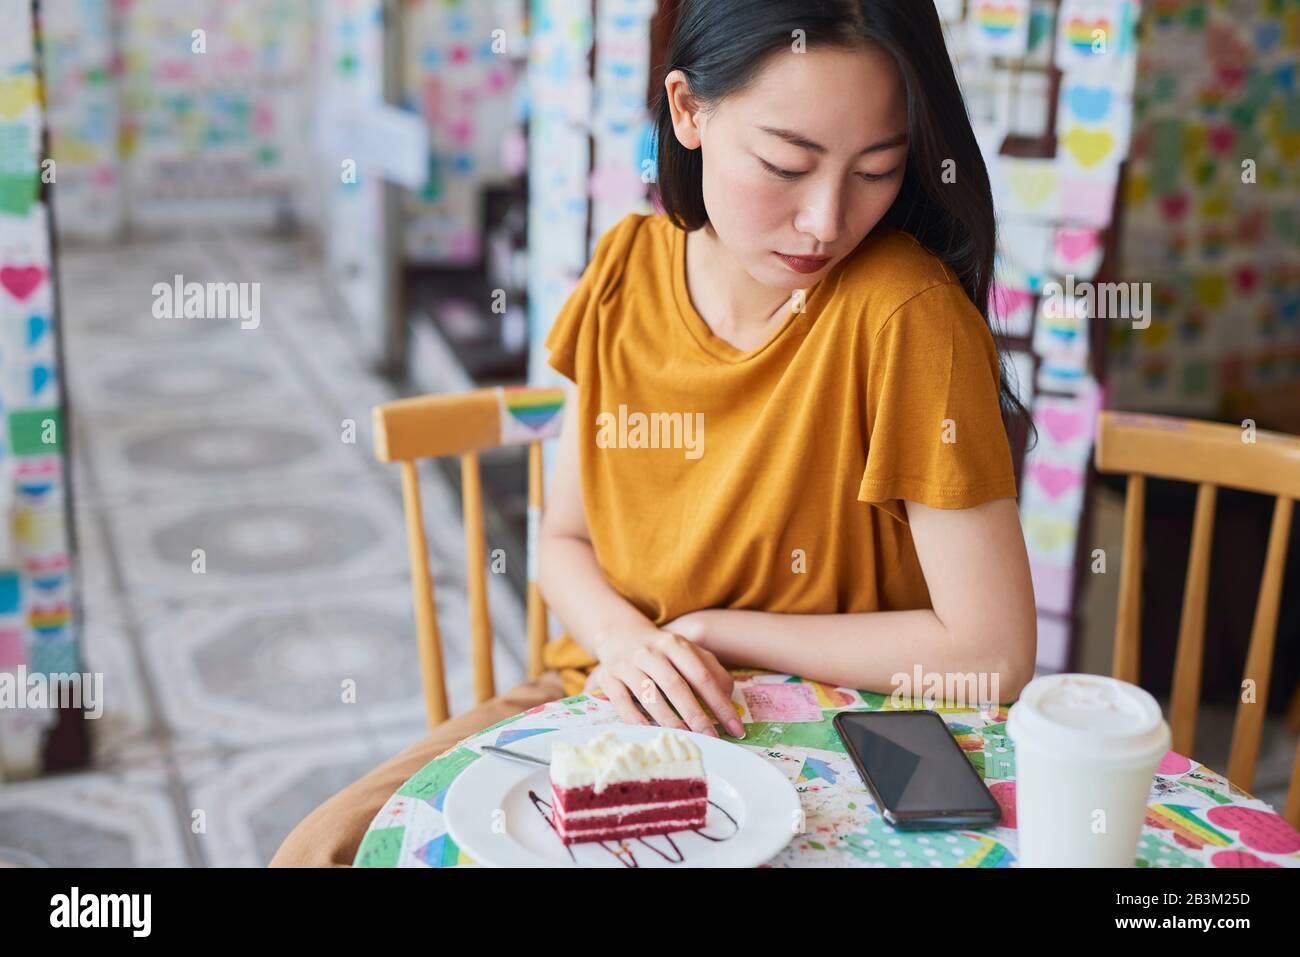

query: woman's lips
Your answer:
[774,252,832,274]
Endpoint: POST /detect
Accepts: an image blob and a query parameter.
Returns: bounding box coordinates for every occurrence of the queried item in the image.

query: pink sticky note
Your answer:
[743,683,823,722]
[0,628,25,669]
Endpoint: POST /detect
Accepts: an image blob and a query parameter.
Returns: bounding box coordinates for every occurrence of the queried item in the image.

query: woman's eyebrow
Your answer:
[756,126,908,156]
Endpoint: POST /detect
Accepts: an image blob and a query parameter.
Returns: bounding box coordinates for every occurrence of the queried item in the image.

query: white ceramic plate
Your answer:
[443,723,802,867]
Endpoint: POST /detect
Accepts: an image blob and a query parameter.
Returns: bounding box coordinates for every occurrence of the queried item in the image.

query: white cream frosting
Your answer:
[550,730,705,792]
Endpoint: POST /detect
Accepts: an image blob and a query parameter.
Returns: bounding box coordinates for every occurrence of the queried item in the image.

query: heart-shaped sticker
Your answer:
[1040,406,1085,444]
[1007,163,1058,211]
[1064,127,1117,169]
[1067,85,1112,123]
[0,265,47,302]
[1054,227,1101,265]
[1029,462,1082,499]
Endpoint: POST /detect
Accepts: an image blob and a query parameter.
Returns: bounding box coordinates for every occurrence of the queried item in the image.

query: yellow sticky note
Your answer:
[0,76,38,120]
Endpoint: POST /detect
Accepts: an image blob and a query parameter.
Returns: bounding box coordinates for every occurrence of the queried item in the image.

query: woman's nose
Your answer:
[794,181,845,247]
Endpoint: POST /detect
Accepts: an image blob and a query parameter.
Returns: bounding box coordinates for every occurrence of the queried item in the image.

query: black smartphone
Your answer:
[832,710,1001,830]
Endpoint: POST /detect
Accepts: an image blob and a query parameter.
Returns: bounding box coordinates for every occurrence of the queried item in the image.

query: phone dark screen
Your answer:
[836,711,996,814]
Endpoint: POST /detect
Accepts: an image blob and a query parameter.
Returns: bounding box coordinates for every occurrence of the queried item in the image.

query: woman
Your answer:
[272,0,1035,867]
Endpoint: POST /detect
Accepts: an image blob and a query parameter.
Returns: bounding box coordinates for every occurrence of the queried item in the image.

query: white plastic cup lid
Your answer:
[1007,673,1171,768]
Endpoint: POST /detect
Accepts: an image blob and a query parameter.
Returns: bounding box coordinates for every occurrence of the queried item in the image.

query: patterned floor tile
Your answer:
[95,479,415,602]
[0,765,190,866]
[67,335,313,424]
[78,612,163,767]
[178,731,401,866]
[78,407,372,499]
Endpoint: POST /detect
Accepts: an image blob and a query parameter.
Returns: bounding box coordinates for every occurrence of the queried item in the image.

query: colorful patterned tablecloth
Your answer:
[355,671,1300,868]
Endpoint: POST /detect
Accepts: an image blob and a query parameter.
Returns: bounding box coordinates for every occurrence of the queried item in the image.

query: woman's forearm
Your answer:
[691,607,1032,703]
[537,533,657,657]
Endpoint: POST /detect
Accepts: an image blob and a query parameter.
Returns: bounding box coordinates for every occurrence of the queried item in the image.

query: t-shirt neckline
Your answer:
[669,222,820,364]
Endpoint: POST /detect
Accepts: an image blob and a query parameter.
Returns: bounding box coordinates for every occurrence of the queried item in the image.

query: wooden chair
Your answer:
[372,385,566,728]
[1095,411,1300,826]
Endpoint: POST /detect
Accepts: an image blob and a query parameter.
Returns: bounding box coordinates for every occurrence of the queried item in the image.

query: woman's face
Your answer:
[667,43,910,290]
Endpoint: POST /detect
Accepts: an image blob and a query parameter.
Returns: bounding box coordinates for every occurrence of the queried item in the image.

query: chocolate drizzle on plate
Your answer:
[526,791,740,866]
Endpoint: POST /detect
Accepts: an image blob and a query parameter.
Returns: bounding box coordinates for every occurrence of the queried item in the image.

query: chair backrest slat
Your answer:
[1113,473,1145,684]
[1169,482,1217,757]
[461,451,495,705]
[399,459,449,726]
[1227,495,1294,791]
[526,441,548,679]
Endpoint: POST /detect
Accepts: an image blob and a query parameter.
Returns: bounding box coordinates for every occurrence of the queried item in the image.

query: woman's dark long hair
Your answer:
[651,0,1034,446]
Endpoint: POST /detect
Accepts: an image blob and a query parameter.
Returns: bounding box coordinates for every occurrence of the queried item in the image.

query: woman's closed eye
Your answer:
[757,157,806,180]
[757,156,899,183]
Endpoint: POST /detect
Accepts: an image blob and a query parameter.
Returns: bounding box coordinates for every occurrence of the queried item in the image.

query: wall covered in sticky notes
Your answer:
[524,0,658,643]
[41,0,123,239]
[38,0,317,234]
[0,0,81,777]
[401,0,529,264]
[1111,0,1300,420]
[526,0,659,388]
[942,0,1144,675]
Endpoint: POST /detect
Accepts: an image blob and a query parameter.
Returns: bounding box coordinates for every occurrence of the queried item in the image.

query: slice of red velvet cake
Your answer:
[549,730,708,844]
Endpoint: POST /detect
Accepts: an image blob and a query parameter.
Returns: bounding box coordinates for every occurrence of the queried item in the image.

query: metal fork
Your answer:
[481,744,551,768]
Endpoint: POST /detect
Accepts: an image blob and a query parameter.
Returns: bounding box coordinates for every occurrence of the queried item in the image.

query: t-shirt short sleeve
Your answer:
[544,264,595,384]
[544,215,637,383]
[858,281,1019,524]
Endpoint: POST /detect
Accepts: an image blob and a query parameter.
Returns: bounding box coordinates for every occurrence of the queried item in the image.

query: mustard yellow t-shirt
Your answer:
[542,212,1017,696]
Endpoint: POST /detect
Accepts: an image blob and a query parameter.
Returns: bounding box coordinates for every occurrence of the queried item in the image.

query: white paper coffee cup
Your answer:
[1007,673,1170,867]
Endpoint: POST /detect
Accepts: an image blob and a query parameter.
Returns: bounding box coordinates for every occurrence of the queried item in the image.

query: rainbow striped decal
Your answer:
[975,2,1024,38]
[497,386,565,445]
[1066,16,1110,54]
[30,603,71,637]
[958,835,1015,868]
[1145,804,1234,850]
[801,679,857,709]
[949,724,985,752]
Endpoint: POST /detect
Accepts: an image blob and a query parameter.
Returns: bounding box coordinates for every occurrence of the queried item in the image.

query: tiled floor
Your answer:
[0,231,526,866]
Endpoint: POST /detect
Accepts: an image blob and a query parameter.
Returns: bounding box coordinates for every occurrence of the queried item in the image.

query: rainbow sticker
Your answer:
[969,0,1032,57]
[1145,804,1234,850]
[1066,16,1109,54]
[976,3,1022,38]
[949,724,985,752]
[497,386,565,445]
[29,603,71,636]
[803,680,857,709]
[957,835,1015,868]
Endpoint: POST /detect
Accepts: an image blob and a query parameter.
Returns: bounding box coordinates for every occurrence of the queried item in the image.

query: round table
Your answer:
[354,670,1300,868]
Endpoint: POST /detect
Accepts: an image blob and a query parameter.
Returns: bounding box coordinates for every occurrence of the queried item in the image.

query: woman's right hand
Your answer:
[590,627,744,738]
